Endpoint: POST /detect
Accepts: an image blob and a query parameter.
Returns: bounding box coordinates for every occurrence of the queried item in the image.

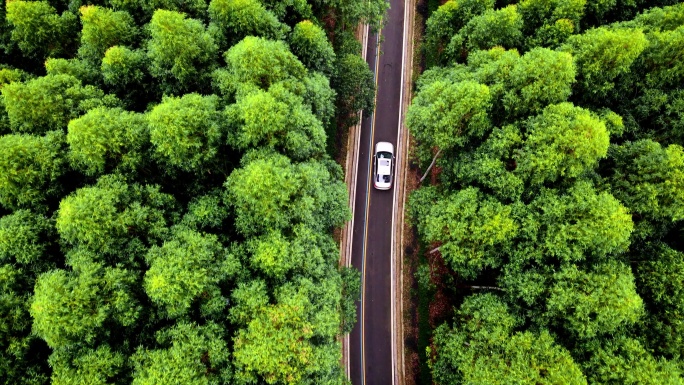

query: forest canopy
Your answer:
[411,0,684,384]
[0,0,388,383]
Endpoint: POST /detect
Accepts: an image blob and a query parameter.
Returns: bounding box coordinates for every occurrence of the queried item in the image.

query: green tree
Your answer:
[502,48,575,118]
[233,277,347,385]
[67,107,149,176]
[260,0,313,21]
[5,0,77,59]
[132,322,231,385]
[448,126,525,201]
[225,83,326,160]
[302,72,336,128]
[584,0,618,23]
[332,53,375,128]
[581,336,684,385]
[221,36,306,96]
[0,264,49,385]
[410,187,517,279]
[225,152,349,236]
[144,228,239,318]
[49,345,126,385]
[233,300,315,384]
[518,0,585,48]
[146,9,217,93]
[458,5,523,52]
[406,80,491,169]
[0,131,64,210]
[147,93,223,173]
[621,2,684,33]
[610,140,684,223]
[0,209,52,266]
[107,0,208,21]
[102,46,146,86]
[2,74,119,134]
[317,0,389,31]
[208,0,286,49]
[289,20,336,76]
[640,26,684,88]
[514,103,610,185]
[180,190,230,231]
[45,57,101,85]
[423,0,495,65]
[340,266,361,334]
[101,46,151,105]
[635,243,684,357]
[243,224,338,279]
[228,279,269,326]
[430,294,587,385]
[77,5,137,63]
[562,27,647,98]
[545,261,643,339]
[520,182,633,263]
[30,261,140,349]
[0,68,27,134]
[56,175,175,257]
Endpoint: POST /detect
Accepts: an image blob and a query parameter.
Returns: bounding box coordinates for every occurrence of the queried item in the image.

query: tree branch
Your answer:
[465,285,505,292]
[420,148,442,183]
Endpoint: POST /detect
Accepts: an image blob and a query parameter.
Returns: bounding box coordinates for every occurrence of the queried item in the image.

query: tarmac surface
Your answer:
[349,0,406,383]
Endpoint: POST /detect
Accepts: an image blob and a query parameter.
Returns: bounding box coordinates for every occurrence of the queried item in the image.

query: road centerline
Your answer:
[360,29,383,385]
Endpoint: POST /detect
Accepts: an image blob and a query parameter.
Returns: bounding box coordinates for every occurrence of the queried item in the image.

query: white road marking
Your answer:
[391,0,410,383]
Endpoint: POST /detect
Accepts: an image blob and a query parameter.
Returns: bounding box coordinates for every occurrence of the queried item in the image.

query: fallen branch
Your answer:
[465,285,505,292]
[420,148,442,183]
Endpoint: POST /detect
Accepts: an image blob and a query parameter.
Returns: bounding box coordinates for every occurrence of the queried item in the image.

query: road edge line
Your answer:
[393,0,416,383]
[340,22,370,381]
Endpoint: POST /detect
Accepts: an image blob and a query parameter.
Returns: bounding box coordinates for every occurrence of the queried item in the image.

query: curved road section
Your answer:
[349,0,408,383]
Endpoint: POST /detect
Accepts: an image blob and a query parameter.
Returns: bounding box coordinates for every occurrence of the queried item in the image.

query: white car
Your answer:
[373,142,395,190]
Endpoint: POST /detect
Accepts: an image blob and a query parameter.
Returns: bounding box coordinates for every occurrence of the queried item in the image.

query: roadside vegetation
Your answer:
[0,0,388,383]
[409,0,684,383]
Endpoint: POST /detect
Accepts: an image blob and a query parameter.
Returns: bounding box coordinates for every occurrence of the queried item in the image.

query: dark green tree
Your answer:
[0,131,64,210]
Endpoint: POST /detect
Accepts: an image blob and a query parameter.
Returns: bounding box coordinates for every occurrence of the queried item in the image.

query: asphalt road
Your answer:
[349,0,406,383]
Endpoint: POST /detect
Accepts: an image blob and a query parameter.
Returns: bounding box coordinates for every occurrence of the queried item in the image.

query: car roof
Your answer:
[377,158,392,175]
[375,141,394,154]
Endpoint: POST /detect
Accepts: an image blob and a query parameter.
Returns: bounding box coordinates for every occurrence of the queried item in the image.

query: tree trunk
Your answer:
[464,285,505,292]
[429,246,440,254]
[420,148,442,183]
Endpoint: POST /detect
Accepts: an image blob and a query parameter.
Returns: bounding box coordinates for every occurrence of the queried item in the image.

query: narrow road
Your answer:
[349,0,407,383]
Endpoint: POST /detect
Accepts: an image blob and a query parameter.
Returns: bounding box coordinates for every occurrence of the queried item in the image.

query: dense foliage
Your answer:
[411,1,684,383]
[0,0,388,383]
